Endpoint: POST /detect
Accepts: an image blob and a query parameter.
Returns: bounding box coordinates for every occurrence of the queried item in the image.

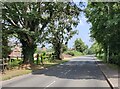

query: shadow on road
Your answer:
[32,57,110,80]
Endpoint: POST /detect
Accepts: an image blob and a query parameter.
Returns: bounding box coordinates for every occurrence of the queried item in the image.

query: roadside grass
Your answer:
[1,59,69,81]
[64,50,83,57]
[1,69,31,81]
[96,57,120,70]
[32,59,68,71]
[46,59,68,67]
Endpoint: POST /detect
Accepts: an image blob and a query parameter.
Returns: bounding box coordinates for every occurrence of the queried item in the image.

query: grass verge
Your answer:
[95,57,120,70]
[1,69,31,81]
[1,59,68,81]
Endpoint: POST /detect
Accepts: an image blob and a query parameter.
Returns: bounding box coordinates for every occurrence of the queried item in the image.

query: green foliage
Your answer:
[85,2,120,65]
[65,51,75,56]
[88,42,103,55]
[62,44,68,52]
[64,50,83,56]
[45,2,82,60]
[109,53,120,66]
[41,51,46,59]
[8,59,22,68]
[74,38,87,53]
[47,53,56,62]
[2,45,11,59]
[2,2,82,63]
[40,51,46,64]
[2,24,12,59]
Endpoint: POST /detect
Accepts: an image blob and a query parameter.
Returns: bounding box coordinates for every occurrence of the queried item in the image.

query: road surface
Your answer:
[2,56,111,88]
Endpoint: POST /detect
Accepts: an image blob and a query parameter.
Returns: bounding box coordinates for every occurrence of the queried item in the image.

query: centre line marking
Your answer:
[44,80,56,89]
[64,70,71,75]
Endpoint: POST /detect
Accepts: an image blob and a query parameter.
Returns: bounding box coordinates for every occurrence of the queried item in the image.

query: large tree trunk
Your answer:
[22,46,36,64]
[20,38,37,66]
[54,43,62,60]
[55,49,62,60]
[36,54,39,65]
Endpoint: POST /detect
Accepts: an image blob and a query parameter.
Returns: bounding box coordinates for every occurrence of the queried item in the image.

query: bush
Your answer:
[110,53,120,66]
[64,50,83,56]
[8,59,22,68]
[48,53,55,62]
[66,51,74,56]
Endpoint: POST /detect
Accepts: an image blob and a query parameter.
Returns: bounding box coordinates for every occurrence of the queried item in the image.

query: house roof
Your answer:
[9,46,22,57]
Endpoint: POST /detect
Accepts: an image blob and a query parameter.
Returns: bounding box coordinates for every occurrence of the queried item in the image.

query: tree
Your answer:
[88,42,103,56]
[85,2,120,65]
[2,2,63,64]
[2,19,12,60]
[2,31,11,60]
[45,2,81,60]
[62,44,68,53]
[74,38,87,53]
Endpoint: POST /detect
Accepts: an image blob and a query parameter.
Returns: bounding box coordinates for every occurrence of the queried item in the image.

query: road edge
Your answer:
[94,58,115,89]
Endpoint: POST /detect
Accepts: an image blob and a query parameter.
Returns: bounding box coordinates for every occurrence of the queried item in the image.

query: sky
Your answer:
[67,13,92,48]
[67,3,93,48]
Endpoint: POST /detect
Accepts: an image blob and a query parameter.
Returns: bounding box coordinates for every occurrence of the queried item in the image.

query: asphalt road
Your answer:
[2,56,111,88]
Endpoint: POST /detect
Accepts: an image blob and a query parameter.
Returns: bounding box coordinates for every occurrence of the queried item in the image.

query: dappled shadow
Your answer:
[32,57,108,80]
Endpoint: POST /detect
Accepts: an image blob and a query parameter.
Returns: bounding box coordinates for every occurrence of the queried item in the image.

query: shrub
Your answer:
[64,50,83,56]
[110,53,120,66]
[48,53,55,62]
[66,51,74,56]
[8,59,22,68]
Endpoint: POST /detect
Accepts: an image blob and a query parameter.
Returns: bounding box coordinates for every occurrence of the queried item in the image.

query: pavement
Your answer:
[95,57,119,89]
[1,55,119,89]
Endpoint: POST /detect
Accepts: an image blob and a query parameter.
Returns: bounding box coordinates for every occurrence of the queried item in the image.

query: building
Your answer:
[9,45,22,58]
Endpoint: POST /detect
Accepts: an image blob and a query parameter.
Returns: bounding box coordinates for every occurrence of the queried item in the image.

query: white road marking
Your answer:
[64,70,71,75]
[44,81,56,89]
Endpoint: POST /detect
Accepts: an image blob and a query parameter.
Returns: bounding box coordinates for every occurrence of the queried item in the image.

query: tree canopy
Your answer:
[74,38,87,53]
[45,2,81,60]
[2,2,58,64]
[2,2,82,64]
[85,2,120,65]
